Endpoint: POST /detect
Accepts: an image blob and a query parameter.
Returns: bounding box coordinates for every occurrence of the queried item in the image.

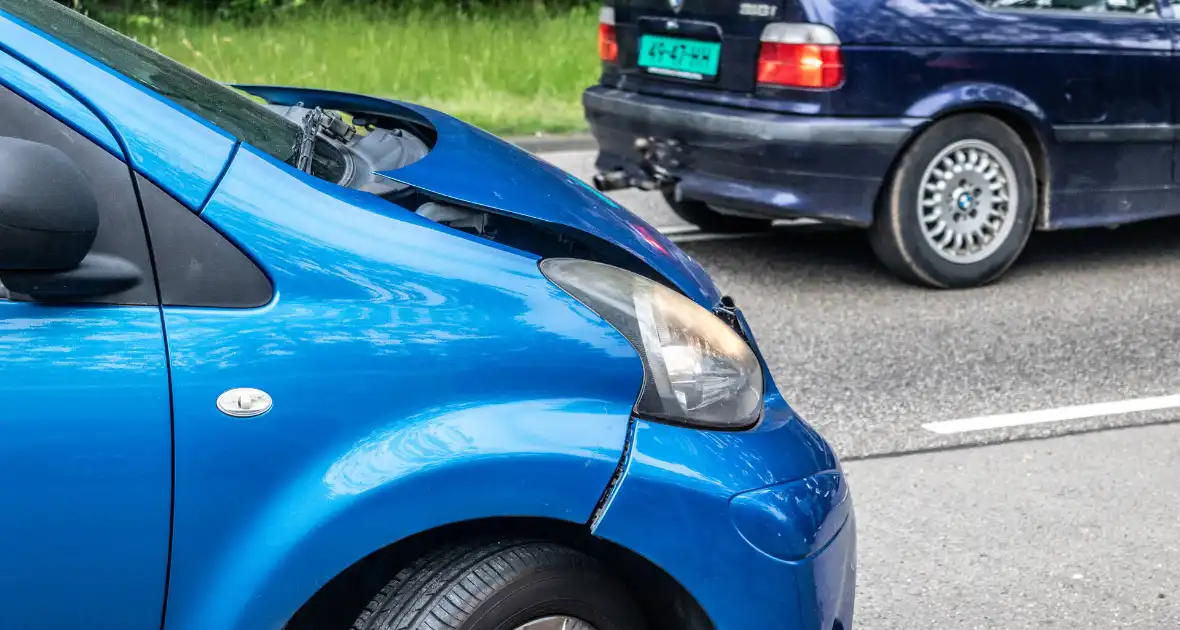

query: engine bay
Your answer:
[263,102,597,261]
[255,95,683,293]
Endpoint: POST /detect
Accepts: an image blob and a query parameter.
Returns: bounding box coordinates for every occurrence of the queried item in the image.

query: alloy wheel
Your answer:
[514,616,598,630]
[917,138,1019,264]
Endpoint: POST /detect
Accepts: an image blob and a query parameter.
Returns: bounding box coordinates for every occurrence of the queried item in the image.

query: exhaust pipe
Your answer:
[593,136,682,193]
[592,170,631,192]
[593,169,673,193]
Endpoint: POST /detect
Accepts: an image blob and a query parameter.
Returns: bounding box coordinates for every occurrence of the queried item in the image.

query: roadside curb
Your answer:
[506,133,598,154]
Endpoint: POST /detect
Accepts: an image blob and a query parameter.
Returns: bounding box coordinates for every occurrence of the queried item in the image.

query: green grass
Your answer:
[117,4,599,135]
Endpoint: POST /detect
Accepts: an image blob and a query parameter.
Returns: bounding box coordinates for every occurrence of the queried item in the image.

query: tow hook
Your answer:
[590,136,682,193]
[634,137,680,192]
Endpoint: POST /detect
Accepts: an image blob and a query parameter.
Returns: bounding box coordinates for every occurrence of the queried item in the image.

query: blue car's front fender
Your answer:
[160,147,645,630]
[170,400,635,630]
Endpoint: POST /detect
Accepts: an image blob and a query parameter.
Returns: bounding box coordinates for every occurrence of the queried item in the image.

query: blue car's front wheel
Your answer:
[350,539,645,630]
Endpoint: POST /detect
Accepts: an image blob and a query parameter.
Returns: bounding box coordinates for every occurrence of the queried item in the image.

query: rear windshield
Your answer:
[0,0,326,174]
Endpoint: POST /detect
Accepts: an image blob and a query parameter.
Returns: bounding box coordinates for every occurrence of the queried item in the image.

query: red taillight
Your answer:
[756,23,843,89]
[598,6,618,63]
[757,43,843,88]
[598,23,618,63]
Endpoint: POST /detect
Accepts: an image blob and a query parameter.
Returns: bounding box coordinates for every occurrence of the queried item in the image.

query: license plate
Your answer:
[637,35,721,81]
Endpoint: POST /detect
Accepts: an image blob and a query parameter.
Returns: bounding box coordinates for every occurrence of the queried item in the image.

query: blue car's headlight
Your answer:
[540,258,764,429]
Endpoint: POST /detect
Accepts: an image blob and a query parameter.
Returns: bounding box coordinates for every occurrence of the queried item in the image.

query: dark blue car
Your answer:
[586,0,1167,288]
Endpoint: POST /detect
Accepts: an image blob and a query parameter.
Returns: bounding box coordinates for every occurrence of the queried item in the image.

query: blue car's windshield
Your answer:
[0,0,346,181]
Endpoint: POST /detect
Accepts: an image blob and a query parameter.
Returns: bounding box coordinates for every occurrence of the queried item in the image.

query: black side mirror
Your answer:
[0,137,140,301]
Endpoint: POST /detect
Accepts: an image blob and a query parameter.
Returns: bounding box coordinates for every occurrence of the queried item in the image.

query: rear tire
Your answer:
[868,114,1037,288]
[351,539,646,630]
[663,192,771,233]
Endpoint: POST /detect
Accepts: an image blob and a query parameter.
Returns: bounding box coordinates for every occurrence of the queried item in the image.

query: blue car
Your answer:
[0,2,854,629]
[587,0,1169,288]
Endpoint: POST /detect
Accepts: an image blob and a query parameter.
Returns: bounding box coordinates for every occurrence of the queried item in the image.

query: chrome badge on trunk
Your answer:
[738,2,779,16]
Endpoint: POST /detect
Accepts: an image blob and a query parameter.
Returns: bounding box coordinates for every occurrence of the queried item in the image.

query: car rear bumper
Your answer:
[591,384,856,629]
[583,86,924,226]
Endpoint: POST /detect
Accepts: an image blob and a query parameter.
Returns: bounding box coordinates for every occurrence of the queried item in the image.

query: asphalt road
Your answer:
[539,148,1180,629]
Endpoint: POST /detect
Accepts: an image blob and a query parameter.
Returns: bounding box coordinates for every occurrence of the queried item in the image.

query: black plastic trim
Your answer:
[1054,123,1175,143]
[583,86,920,147]
[138,174,273,308]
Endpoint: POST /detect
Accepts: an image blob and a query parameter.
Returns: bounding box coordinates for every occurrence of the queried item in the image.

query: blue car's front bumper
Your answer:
[592,385,856,630]
[584,85,924,227]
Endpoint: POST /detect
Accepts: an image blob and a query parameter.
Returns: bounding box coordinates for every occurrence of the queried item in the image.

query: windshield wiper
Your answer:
[294,106,358,174]
[295,106,326,174]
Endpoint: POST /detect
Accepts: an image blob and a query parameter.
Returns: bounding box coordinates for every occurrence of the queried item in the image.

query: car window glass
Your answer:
[0,0,347,182]
[975,0,1156,14]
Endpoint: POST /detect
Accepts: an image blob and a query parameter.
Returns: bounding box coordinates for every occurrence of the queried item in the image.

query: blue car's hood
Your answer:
[232,85,722,308]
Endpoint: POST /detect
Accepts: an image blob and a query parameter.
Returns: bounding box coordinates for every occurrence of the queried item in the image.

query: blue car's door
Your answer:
[0,61,172,630]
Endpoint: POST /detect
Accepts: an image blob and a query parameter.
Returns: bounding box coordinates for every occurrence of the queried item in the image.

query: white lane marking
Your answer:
[667,231,773,243]
[532,149,595,161]
[657,218,824,243]
[657,225,701,236]
[772,218,823,227]
[922,394,1180,435]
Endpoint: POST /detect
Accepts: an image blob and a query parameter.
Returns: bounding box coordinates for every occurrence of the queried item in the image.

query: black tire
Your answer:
[351,539,646,630]
[662,191,771,233]
[868,113,1037,289]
